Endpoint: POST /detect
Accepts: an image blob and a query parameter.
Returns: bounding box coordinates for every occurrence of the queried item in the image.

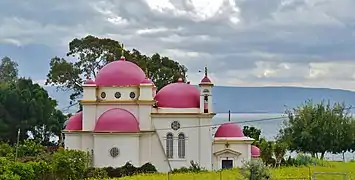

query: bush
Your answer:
[171,160,207,173]
[240,159,271,180]
[84,167,108,179]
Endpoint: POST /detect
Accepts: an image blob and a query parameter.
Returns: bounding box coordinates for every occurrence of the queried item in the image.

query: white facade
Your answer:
[63,79,255,172]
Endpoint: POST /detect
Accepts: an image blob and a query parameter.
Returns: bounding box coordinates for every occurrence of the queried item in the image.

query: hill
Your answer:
[44,86,355,114]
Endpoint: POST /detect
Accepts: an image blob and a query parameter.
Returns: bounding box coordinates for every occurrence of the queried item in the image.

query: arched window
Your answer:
[204,95,209,113]
[178,133,186,158]
[166,133,173,158]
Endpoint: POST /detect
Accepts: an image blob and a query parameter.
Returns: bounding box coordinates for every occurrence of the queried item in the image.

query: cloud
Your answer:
[1,0,355,90]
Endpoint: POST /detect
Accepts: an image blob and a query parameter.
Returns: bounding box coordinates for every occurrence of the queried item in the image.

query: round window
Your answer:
[171,121,181,131]
[100,92,106,99]
[109,147,120,158]
[115,92,121,99]
[129,92,136,99]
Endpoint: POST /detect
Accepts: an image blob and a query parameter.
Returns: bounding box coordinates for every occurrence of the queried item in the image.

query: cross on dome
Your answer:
[120,43,126,61]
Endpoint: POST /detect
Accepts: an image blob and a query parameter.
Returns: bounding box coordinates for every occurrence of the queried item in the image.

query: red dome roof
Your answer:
[141,78,153,84]
[154,81,200,108]
[200,76,212,83]
[95,60,146,86]
[251,145,261,157]
[214,123,245,137]
[94,108,140,133]
[65,112,82,131]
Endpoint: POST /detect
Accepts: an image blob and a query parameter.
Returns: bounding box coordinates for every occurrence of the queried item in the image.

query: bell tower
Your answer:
[199,66,214,113]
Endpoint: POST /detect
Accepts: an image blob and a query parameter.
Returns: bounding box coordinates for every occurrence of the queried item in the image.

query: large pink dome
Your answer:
[154,80,200,108]
[94,108,140,133]
[65,112,82,131]
[214,123,244,137]
[95,60,146,86]
[251,145,261,157]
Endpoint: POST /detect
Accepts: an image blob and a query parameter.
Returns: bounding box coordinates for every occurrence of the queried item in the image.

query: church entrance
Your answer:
[221,159,233,169]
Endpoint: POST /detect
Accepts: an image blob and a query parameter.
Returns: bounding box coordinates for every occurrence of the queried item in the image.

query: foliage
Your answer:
[274,141,287,166]
[243,125,261,143]
[46,35,188,104]
[0,77,66,145]
[52,148,91,180]
[0,56,18,83]
[171,160,207,173]
[277,100,355,159]
[258,138,275,166]
[240,159,271,180]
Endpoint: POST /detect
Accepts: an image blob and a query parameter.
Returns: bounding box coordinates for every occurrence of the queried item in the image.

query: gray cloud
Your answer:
[1,0,355,90]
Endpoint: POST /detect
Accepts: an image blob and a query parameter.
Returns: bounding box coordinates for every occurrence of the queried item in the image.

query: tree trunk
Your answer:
[320,152,325,159]
[342,152,345,162]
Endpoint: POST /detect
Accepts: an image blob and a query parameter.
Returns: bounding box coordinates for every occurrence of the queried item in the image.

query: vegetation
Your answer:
[277,100,355,159]
[45,35,188,105]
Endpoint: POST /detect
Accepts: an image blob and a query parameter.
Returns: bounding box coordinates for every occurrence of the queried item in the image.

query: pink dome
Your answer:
[141,78,153,84]
[200,76,212,83]
[65,112,82,131]
[94,108,140,133]
[154,80,200,108]
[251,145,261,157]
[84,78,95,84]
[214,123,245,137]
[95,60,146,86]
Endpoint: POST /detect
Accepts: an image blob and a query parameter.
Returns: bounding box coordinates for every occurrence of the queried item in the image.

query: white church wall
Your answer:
[139,85,153,101]
[198,117,213,170]
[81,133,94,153]
[138,105,152,131]
[212,142,251,169]
[82,86,96,101]
[93,134,140,168]
[98,87,139,101]
[82,104,97,131]
[151,107,200,113]
[64,133,81,150]
[140,133,171,172]
[152,116,201,170]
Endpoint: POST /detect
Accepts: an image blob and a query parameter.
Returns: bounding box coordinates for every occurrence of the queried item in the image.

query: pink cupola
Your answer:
[65,112,83,131]
[84,78,95,85]
[214,122,244,138]
[199,66,213,85]
[94,108,140,133]
[251,145,261,158]
[154,78,200,108]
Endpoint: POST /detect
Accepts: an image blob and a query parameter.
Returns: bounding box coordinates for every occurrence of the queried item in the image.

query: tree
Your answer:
[243,126,261,143]
[0,56,18,83]
[46,35,188,104]
[0,78,65,145]
[277,100,354,159]
[274,142,287,166]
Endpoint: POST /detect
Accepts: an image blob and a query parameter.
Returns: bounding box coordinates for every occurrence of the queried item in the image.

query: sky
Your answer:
[1,0,355,90]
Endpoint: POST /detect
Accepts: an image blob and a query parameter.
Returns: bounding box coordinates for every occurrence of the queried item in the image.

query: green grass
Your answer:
[94,161,355,180]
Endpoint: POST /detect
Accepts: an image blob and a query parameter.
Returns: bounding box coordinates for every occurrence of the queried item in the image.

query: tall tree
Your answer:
[0,56,18,83]
[277,100,354,159]
[0,78,65,144]
[46,35,188,104]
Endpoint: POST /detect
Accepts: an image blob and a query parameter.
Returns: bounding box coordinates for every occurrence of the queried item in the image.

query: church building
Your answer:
[63,55,260,172]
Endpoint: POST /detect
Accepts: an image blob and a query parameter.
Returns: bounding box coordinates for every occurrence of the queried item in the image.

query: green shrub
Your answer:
[9,161,35,180]
[84,167,108,179]
[240,159,271,180]
[171,161,207,173]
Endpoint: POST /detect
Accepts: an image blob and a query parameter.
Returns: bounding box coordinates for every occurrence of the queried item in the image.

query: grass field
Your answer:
[96,161,355,180]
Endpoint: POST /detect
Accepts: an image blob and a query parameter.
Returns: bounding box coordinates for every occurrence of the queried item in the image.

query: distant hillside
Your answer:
[44,86,355,114]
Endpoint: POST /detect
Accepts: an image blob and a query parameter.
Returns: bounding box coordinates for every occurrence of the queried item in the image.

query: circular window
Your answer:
[129,92,136,99]
[171,121,181,131]
[109,147,120,158]
[100,92,106,99]
[114,92,121,99]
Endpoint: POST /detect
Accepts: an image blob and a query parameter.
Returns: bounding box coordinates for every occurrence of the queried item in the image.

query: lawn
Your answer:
[96,161,355,180]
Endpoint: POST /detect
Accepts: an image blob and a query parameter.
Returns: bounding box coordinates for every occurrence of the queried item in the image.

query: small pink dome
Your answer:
[84,79,95,84]
[141,78,153,84]
[95,60,146,86]
[200,76,212,83]
[251,145,261,157]
[94,108,140,133]
[154,81,200,108]
[214,123,244,137]
[65,112,82,131]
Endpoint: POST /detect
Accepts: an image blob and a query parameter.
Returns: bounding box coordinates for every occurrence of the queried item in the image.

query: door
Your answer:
[221,160,233,169]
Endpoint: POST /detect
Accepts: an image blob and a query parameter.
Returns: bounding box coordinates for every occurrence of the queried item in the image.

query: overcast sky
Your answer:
[1,0,355,90]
